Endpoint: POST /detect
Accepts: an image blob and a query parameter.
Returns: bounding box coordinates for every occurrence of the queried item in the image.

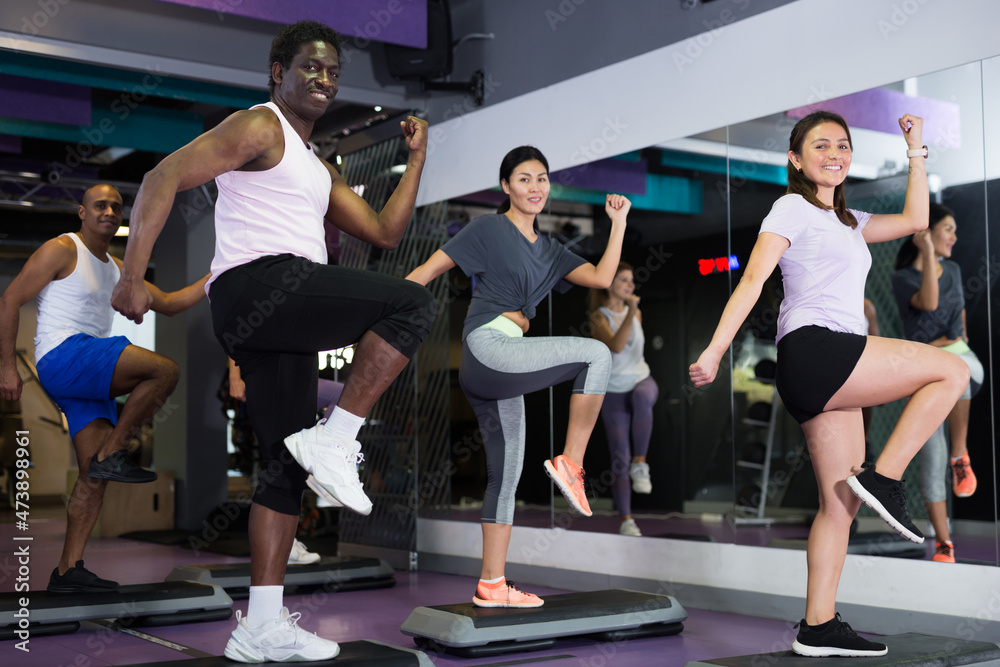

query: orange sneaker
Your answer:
[543,455,592,517]
[472,578,543,608]
[952,453,977,498]
[932,540,955,563]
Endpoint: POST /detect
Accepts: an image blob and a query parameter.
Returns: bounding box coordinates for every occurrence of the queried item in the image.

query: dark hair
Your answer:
[894,202,956,271]
[588,262,633,313]
[268,21,342,92]
[786,111,858,229]
[496,145,549,214]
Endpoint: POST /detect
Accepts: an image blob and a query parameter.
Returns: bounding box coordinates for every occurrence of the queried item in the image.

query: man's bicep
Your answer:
[324,176,378,234]
[168,111,280,191]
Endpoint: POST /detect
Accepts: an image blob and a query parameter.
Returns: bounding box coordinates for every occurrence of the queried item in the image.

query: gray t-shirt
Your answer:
[441,214,587,340]
[892,259,965,343]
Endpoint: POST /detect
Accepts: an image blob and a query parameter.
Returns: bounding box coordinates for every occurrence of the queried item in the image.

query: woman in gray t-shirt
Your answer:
[892,203,984,564]
[408,145,630,608]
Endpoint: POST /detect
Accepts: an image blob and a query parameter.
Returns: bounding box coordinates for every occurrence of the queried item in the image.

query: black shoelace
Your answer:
[832,615,860,638]
[888,483,913,523]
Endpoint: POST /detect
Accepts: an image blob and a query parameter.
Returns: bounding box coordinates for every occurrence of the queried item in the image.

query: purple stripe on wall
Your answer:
[553,157,648,194]
[0,134,22,154]
[788,88,962,149]
[0,74,91,126]
[151,0,428,49]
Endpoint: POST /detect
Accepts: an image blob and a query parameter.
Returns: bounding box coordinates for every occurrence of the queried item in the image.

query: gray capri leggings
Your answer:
[919,347,984,503]
[460,326,611,525]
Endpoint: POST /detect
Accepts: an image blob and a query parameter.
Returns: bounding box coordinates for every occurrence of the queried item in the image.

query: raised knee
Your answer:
[948,355,971,389]
[163,364,180,394]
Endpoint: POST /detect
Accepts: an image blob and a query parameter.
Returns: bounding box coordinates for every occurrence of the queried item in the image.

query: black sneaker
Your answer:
[48,560,119,593]
[87,450,157,483]
[847,463,924,543]
[792,613,887,657]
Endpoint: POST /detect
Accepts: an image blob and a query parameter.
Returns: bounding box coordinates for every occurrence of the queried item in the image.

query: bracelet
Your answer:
[906,145,928,159]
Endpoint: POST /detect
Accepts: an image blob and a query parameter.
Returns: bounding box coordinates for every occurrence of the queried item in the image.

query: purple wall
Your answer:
[150,0,428,48]
[0,74,91,126]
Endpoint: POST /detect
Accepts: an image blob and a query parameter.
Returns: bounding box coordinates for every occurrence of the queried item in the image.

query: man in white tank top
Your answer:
[0,184,208,594]
[111,21,435,662]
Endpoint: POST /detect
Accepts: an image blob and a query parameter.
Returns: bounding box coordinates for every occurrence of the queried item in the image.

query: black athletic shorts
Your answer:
[775,325,867,424]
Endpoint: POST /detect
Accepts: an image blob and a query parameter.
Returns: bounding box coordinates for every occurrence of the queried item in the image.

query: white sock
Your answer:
[321,406,365,442]
[480,575,504,584]
[246,585,283,627]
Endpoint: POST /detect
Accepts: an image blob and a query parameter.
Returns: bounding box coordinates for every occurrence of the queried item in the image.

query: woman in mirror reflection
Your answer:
[407,145,630,608]
[588,263,659,537]
[892,203,985,564]
[690,112,969,658]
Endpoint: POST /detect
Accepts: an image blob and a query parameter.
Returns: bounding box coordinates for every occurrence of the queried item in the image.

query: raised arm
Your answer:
[907,230,940,311]
[405,249,455,286]
[147,273,211,316]
[689,232,789,387]
[324,116,428,250]
[113,109,283,323]
[0,237,76,400]
[862,114,929,244]
[590,296,638,354]
[565,194,630,289]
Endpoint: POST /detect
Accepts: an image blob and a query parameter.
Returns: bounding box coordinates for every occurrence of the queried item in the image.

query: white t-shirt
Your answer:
[759,194,872,342]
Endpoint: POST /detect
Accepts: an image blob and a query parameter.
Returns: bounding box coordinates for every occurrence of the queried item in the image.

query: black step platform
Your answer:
[400,588,686,657]
[125,639,434,666]
[769,532,925,559]
[165,556,395,597]
[685,632,1000,666]
[0,581,232,640]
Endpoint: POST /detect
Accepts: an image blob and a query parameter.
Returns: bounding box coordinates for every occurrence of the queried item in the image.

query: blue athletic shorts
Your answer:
[36,334,131,439]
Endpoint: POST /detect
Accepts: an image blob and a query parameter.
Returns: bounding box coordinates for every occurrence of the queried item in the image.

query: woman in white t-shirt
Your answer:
[588,263,658,537]
[689,111,968,658]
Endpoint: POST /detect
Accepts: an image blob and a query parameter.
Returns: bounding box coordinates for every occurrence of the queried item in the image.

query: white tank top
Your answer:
[207,101,333,292]
[598,306,651,393]
[34,233,120,363]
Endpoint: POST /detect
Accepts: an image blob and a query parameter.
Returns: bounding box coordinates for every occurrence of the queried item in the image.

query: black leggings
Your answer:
[209,254,436,515]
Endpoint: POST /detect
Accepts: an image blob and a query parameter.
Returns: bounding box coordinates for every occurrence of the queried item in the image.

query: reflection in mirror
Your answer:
[722,60,996,565]
[422,141,737,547]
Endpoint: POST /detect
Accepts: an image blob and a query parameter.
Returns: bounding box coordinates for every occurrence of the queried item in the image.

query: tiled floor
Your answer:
[0,507,983,666]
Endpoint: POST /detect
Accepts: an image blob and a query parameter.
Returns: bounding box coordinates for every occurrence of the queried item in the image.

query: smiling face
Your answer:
[788,121,852,205]
[501,159,549,216]
[930,215,958,258]
[78,184,123,239]
[273,40,340,120]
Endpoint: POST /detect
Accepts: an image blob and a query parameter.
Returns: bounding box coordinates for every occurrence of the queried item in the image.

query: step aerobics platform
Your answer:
[165,555,396,597]
[400,588,686,657]
[685,632,1000,666]
[0,581,232,640]
[124,640,434,666]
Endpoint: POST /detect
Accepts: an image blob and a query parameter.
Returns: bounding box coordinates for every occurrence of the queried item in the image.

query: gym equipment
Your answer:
[120,640,434,666]
[0,581,232,639]
[684,632,1000,666]
[401,588,686,657]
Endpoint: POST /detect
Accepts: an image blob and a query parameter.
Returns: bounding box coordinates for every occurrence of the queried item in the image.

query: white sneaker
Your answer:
[619,518,642,536]
[629,462,652,494]
[284,426,372,516]
[288,539,321,565]
[224,608,340,663]
[307,475,343,508]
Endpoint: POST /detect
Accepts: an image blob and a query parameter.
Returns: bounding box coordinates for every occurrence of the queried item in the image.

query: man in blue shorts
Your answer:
[0,183,207,593]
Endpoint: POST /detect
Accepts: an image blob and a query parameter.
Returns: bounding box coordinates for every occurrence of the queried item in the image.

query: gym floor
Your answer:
[4,504,994,666]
